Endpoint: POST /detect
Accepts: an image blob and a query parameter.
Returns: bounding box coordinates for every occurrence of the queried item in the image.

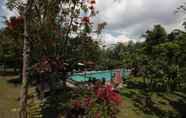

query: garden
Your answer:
[0,0,186,118]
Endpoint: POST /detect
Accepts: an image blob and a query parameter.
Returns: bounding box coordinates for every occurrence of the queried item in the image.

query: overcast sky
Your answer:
[95,0,185,45]
[0,0,185,45]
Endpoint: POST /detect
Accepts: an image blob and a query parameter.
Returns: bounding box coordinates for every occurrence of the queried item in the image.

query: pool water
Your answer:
[69,68,129,82]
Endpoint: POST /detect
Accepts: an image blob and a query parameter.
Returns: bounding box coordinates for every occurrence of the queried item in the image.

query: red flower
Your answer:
[109,90,123,105]
[83,96,93,107]
[72,100,81,108]
[16,16,24,24]
[6,16,24,30]
[82,16,90,23]
[90,0,96,4]
[96,87,107,100]
[7,20,16,30]
[95,111,101,118]
[95,85,122,105]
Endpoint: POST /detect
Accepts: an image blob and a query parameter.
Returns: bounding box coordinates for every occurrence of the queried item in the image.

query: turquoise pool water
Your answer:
[69,68,129,82]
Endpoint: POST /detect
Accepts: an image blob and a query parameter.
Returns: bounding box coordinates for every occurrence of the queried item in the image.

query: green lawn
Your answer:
[0,76,20,118]
[0,76,185,118]
[119,88,186,118]
[118,78,186,118]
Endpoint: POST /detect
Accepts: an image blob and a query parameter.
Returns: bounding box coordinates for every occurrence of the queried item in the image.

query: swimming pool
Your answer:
[69,68,129,82]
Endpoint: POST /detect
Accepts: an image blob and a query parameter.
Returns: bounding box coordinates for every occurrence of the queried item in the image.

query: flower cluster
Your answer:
[71,96,93,108]
[95,85,122,105]
[82,16,90,24]
[83,96,93,107]
[72,100,82,108]
[89,0,96,9]
[90,0,96,4]
[6,16,24,30]
[95,111,101,118]
[69,83,123,117]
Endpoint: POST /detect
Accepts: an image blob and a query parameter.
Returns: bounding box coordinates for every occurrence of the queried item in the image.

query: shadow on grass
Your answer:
[123,90,183,118]
[122,80,186,118]
[173,92,186,100]
[169,99,186,118]
[0,71,21,86]
[126,81,145,89]
[126,79,167,92]
[6,76,21,86]
[0,71,19,76]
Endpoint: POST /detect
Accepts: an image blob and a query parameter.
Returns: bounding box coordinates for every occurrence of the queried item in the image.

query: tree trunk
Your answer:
[20,17,30,118]
[20,0,33,117]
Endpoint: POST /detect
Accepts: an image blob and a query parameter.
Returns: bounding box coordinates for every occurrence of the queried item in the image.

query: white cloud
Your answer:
[95,0,185,43]
[102,32,136,46]
[1,5,18,17]
[0,0,18,18]
[1,0,185,45]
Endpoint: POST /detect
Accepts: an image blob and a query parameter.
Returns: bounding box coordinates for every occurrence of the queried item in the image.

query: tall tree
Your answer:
[143,25,167,45]
[5,0,101,117]
[20,0,33,117]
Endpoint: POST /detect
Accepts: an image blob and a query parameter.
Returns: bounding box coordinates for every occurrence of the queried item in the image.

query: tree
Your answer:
[143,25,167,45]
[5,0,103,117]
[20,0,34,117]
[0,16,24,72]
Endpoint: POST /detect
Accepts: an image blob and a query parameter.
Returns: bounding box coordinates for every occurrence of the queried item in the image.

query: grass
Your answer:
[0,75,186,118]
[0,76,20,118]
[118,78,186,118]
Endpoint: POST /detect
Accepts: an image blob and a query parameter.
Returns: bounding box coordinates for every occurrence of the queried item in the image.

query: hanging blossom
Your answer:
[6,16,24,30]
[81,16,90,24]
[90,0,96,4]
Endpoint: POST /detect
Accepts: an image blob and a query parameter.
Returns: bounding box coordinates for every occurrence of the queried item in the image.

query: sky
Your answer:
[0,0,185,45]
[0,0,18,28]
[0,0,5,28]
[95,0,185,45]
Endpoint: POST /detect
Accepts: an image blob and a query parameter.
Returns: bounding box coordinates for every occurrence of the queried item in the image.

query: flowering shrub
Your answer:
[96,85,122,105]
[66,83,123,118]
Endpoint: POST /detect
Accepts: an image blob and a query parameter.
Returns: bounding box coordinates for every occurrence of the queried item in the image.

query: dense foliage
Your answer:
[104,24,185,88]
[0,0,186,117]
